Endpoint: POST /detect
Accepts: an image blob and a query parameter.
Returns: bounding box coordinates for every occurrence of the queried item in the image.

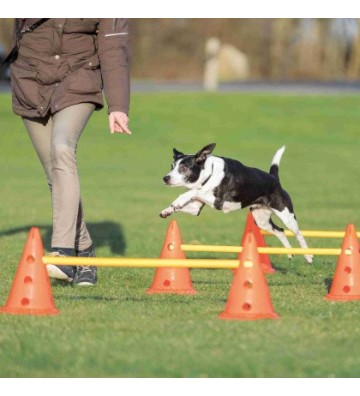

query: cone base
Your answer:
[0,306,59,316]
[218,311,279,320]
[325,294,360,302]
[146,288,197,295]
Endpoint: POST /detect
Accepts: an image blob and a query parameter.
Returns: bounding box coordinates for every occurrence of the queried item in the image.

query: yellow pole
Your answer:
[42,256,240,269]
[182,244,241,253]
[259,247,341,255]
[260,230,360,238]
[181,244,342,256]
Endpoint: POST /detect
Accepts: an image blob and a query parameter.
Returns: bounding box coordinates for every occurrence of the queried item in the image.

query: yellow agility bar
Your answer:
[260,230,360,238]
[42,256,239,269]
[180,244,343,256]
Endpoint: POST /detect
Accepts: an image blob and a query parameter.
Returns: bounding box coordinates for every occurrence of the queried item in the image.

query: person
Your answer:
[9,18,131,286]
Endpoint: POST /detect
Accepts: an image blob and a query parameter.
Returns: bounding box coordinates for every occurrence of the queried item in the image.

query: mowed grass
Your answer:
[0,91,360,378]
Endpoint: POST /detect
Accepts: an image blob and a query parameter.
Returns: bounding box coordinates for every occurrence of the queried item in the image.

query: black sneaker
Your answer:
[74,245,97,286]
[46,250,75,282]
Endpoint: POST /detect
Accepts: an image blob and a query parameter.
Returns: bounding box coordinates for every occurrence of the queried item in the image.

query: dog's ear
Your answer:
[173,148,184,160]
[195,143,216,163]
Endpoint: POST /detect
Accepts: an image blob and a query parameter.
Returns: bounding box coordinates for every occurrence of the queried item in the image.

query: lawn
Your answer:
[0,91,359,378]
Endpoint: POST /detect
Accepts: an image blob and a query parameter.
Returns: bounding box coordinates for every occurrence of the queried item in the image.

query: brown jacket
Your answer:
[10,18,130,118]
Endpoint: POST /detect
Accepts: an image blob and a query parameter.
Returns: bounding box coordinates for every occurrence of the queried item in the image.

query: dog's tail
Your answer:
[269,146,286,181]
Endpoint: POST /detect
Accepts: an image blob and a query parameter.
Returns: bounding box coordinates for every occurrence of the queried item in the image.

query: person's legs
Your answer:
[51,103,98,285]
[22,103,97,284]
[23,114,77,281]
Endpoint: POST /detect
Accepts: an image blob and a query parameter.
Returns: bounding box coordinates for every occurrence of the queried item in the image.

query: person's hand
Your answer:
[109,111,132,135]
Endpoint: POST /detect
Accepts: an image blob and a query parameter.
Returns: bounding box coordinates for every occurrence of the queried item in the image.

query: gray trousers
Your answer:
[22,103,95,250]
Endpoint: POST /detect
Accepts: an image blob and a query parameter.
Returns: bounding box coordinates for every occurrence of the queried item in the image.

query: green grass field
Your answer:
[0,91,360,378]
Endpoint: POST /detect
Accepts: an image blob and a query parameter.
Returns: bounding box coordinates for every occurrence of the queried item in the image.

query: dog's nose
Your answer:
[163,175,171,184]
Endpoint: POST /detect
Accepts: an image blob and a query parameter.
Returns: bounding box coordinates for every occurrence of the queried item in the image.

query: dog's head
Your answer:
[163,143,216,187]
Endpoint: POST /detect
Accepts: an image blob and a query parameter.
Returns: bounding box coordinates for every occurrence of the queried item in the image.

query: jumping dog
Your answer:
[160,144,312,263]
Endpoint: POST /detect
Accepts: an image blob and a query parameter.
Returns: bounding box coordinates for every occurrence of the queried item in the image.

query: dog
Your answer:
[160,143,313,264]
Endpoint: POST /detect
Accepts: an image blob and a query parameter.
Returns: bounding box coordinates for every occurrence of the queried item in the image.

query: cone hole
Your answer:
[24,276,33,284]
[242,303,252,311]
[344,247,353,255]
[167,243,175,251]
[21,298,30,306]
[163,280,171,287]
[243,280,253,289]
[26,255,35,264]
[343,285,351,293]
[344,267,352,274]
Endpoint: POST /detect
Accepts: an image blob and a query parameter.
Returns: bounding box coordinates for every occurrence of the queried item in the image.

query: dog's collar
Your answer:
[201,164,213,186]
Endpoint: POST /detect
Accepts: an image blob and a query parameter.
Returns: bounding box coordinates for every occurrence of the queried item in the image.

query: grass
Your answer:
[0,91,360,378]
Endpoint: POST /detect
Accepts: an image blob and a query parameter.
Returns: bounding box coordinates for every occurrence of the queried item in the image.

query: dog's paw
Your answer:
[305,254,313,264]
[159,211,171,218]
[159,207,174,218]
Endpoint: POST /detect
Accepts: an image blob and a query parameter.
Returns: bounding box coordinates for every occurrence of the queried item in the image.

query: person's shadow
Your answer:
[0,221,126,255]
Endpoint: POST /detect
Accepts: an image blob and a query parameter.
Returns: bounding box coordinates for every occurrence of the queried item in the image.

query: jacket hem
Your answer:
[13,100,104,119]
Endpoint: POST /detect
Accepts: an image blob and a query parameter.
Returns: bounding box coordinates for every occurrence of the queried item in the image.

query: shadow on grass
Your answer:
[56,294,125,302]
[55,294,200,304]
[195,279,230,285]
[0,221,126,255]
[324,277,333,293]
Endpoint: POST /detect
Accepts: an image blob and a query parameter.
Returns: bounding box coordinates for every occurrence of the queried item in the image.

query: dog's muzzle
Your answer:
[163,175,171,184]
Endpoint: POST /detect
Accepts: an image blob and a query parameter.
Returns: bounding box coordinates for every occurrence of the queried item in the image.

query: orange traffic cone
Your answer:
[241,211,275,273]
[147,220,197,294]
[219,231,279,320]
[0,227,59,315]
[326,224,360,301]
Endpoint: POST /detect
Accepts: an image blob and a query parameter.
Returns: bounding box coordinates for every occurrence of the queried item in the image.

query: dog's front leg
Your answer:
[177,200,205,216]
[160,190,197,218]
[191,190,217,208]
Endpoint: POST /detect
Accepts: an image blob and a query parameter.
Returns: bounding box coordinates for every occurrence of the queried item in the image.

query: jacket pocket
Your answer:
[66,56,102,95]
[11,63,40,109]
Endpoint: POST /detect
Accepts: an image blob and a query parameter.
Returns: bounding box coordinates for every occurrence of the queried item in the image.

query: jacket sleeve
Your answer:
[97,18,130,115]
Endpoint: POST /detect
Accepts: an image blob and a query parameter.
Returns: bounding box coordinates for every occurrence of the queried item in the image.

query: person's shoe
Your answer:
[74,245,97,286]
[46,250,75,283]
[73,266,97,286]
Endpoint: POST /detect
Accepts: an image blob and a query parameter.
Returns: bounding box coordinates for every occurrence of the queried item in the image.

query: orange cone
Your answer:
[241,211,275,273]
[0,227,59,315]
[147,220,197,294]
[326,224,360,301]
[219,231,279,320]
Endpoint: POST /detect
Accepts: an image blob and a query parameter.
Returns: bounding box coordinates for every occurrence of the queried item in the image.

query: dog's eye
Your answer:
[179,164,188,172]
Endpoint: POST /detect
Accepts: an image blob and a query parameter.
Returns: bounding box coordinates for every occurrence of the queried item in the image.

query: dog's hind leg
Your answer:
[251,206,294,260]
[272,207,313,264]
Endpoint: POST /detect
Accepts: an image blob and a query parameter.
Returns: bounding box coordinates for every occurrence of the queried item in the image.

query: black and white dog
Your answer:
[160,144,313,263]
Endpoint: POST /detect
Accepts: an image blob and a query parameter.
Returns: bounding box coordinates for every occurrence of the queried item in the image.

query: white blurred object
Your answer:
[204,38,249,91]
[218,44,250,81]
